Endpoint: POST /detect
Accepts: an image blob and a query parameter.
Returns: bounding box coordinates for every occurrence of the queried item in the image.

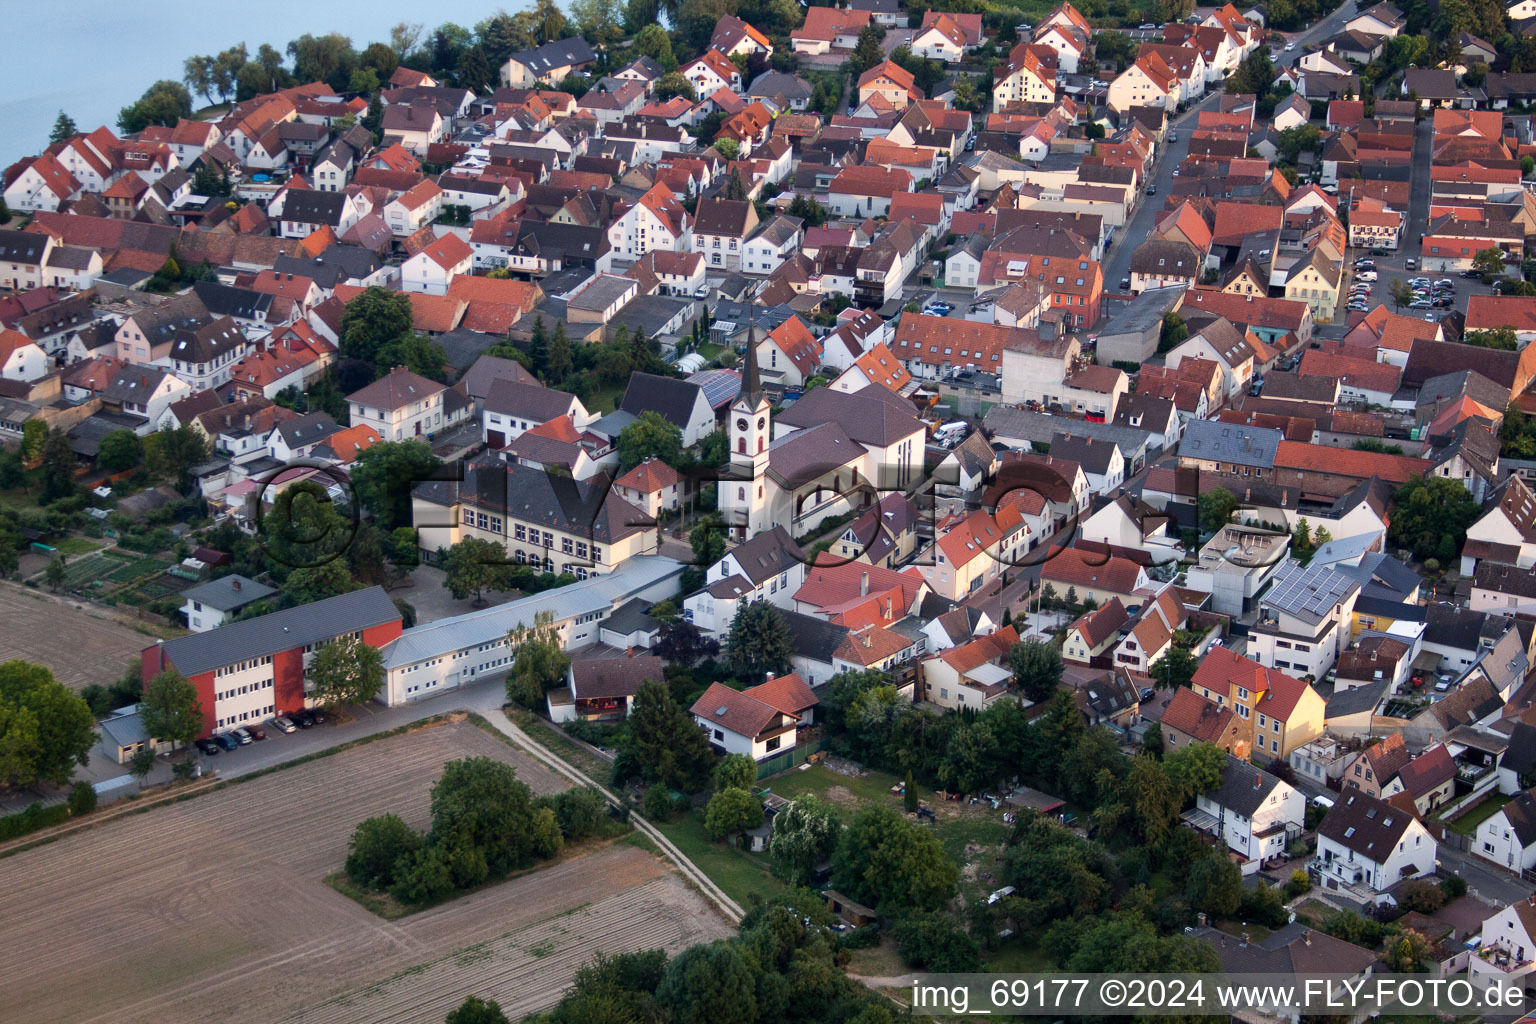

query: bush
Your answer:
[1398,879,1445,913]
[0,801,71,841]
[838,924,881,950]
[345,813,422,890]
[551,786,607,840]
[67,781,97,817]
[643,782,675,822]
[1442,875,1468,900]
[894,914,982,972]
[1238,882,1288,928]
[1282,869,1311,900]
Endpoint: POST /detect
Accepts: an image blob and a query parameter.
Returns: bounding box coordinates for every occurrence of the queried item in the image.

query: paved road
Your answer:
[1439,844,1533,907]
[1101,91,1225,292]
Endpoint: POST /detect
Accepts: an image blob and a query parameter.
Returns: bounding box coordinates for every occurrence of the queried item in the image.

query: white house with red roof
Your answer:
[920,508,1024,601]
[3,152,80,212]
[0,329,48,383]
[607,182,693,260]
[793,6,873,54]
[691,681,800,760]
[403,234,474,295]
[755,316,823,390]
[1033,3,1092,73]
[1040,546,1151,607]
[923,625,1020,709]
[613,457,685,517]
[830,342,913,396]
[912,12,983,62]
[711,15,774,59]
[384,180,445,237]
[792,558,929,628]
[681,50,743,98]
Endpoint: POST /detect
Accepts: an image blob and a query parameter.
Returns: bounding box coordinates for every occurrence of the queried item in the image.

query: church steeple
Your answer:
[741,321,764,409]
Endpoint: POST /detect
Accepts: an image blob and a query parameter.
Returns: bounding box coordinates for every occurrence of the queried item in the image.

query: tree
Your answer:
[655,72,697,103]
[97,429,143,472]
[346,812,422,888]
[1387,475,1481,562]
[769,793,841,885]
[147,421,210,493]
[69,780,98,815]
[441,536,513,606]
[288,32,358,89]
[903,769,918,813]
[1150,646,1198,691]
[1159,310,1189,351]
[505,609,571,707]
[39,428,78,503]
[350,440,442,529]
[20,419,46,465]
[938,719,999,795]
[617,410,684,469]
[308,636,386,709]
[1473,246,1507,280]
[634,24,677,70]
[1276,124,1323,165]
[849,25,885,76]
[831,806,958,912]
[1164,741,1226,801]
[657,941,759,1024]
[118,80,193,133]
[283,560,356,606]
[721,166,748,199]
[627,679,715,791]
[340,286,413,365]
[654,620,720,668]
[0,660,97,790]
[894,914,982,971]
[715,753,756,792]
[1198,486,1240,534]
[43,556,65,592]
[126,746,155,788]
[447,996,511,1024]
[787,195,829,227]
[429,756,537,875]
[1389,277,1414,310]
[704,786,764,843]
[1464,327,1520,350]
[377,332,448,381]
[49,111,78,144]
[1009,640,1063,703]
[139,667,204,750]
[644,781,675,821]
[725,602,794,681]
[1387,928,1433,972]
[1186,851,1243,917]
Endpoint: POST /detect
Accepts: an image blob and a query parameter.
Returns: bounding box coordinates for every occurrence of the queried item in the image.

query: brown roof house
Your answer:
[547,654,664,723]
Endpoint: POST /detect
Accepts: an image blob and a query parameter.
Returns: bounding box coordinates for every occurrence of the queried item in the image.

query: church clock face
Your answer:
[757,417,766,429]
[737,418,747,430]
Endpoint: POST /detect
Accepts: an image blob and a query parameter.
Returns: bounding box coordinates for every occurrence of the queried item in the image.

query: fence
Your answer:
[757,739,828,781]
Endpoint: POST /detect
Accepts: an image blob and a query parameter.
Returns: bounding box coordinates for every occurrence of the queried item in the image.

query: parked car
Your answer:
[1370,247,1389,256]
[291,710,315,728]
[1168,130,1178,142]
[1410,299,1432,308]
[309,708,328,725]
[272,716,297,734]
[231,727,253,745]
[215,733,239,752]
[1462,268,1484,278]
[194,738,219,755]
[1120,276,1131,289]
[1433,297,1454,308]
[1145,184,1157,195]
[247,725,266,741]
[1138,687,1157,702]
[1284,41,1296,50]
[1405,257,1418,269]
[1356,271,1377,281]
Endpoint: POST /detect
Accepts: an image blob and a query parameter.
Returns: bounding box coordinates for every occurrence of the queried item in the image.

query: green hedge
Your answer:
[0,801,71,842]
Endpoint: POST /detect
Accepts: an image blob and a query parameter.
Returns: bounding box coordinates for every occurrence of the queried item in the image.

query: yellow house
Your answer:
[1191,647,1325,760]
[1282,251,1342,323]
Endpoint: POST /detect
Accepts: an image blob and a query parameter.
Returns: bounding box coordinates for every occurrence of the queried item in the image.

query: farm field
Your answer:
[0,583,151,689]
[0,719,730,1024]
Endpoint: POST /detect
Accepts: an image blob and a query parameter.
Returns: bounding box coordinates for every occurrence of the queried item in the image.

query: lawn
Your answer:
[1444,794,1512,837]
[652,807,783,908]
[986,937,1056,972]
[55,537,103,555]
[504,708,614,783]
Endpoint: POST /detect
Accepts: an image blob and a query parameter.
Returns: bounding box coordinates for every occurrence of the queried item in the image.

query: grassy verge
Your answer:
[653,808,783,907]
[502,706,614,782]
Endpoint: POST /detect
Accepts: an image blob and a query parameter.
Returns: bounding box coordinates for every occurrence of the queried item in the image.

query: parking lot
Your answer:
[1341,246,1487,328]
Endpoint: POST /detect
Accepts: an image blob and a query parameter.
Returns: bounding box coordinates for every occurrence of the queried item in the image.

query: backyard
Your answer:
[1442,794,1512,837]
[653,761,1016,911]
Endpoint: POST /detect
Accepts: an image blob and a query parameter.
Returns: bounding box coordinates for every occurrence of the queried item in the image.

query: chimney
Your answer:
[1197,912,1208,927]
[1303,931,1312,945]
[232,579,241,592]
[1254,773,1262,789]
[1241,933,1249,947]
[860,571,869,596]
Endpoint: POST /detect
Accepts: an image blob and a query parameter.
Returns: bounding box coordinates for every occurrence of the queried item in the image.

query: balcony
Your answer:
[1475,945,1531,973]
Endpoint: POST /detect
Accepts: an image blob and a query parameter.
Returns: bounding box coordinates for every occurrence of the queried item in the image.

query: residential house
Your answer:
[1192,755,1305,871]
[1314,789,1437,894]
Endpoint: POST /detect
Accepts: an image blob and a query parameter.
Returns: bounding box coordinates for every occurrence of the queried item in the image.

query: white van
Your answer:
[1311,795,1335,810]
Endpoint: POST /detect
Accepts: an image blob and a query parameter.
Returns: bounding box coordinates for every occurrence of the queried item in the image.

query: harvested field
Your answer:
[0,720,729,1024]
[0,583,149,689]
